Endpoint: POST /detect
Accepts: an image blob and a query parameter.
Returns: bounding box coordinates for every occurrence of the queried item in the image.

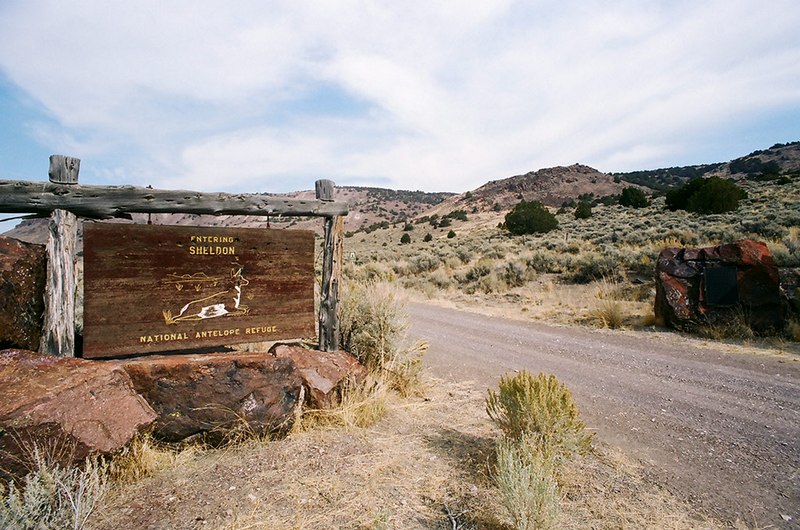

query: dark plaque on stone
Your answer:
[704,265,739,307]
[83,224,315,358]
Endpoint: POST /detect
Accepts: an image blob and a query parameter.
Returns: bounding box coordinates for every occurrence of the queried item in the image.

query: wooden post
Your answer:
[40,155,79,356]
[316,180,343,352]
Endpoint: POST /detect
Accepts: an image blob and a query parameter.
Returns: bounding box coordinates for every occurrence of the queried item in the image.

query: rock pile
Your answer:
[1,346,364,479]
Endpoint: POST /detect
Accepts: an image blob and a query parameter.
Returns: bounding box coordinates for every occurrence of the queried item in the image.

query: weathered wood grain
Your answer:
[48,155,80,185]
[318,215,343,352]
[316,180,343,352]
[315,179,335,201]
[0,180,348,219]
[82,224,315,358]
[40,209,77,356]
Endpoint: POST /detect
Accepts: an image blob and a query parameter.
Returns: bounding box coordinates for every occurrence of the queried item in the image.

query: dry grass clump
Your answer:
[592,278,626,329]
[338,281,426,397]
[109,434,179,485]
[695,309,757,341]
[294,374,390,431]
[0,446,109,530]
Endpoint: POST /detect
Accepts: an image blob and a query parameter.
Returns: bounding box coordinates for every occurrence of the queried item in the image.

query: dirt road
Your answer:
[408,302,800,528]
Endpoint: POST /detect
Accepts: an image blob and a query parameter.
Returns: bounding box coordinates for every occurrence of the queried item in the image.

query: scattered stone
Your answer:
[0,348,157,481]
[0,236,46,351]
[119,351,304,443]
[654,239,784,333]
[271,344,367,408]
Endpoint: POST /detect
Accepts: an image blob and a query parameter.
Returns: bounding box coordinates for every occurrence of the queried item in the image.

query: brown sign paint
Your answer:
[82,224,315,358]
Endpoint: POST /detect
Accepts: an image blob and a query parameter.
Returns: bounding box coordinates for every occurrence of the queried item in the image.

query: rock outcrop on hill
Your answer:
[429,163,642,217]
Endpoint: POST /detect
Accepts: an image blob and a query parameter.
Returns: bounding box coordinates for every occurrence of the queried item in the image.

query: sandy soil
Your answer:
[408,301,800,529]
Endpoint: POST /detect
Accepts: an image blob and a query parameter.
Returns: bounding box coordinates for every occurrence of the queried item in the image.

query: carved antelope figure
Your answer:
[163,267,250,324]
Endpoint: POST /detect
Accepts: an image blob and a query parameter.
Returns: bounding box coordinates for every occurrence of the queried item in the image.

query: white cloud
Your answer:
[0,0,798,193]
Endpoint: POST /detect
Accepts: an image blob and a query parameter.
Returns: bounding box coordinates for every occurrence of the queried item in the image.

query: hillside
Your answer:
[425,163,640,219]
[613,141,800,190]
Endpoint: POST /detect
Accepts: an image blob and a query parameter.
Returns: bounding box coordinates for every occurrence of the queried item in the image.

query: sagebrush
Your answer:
[0,447,108,530]
[486,371,592,464]
[494,436,560,530]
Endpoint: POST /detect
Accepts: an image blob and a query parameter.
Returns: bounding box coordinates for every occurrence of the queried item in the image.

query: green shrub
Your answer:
[573,201,592,219]
[504,201,558,235]
[619,187,650,208]
[407,252,440,275]
[465,261,491,282]
[445,209,468,221]
[562,253,619,284]
[486,371,592,462]
[400,233,411,244]
[666,176,747,213]
[447,230,456,239]
[502,261,528,288]
[423,233,432,242]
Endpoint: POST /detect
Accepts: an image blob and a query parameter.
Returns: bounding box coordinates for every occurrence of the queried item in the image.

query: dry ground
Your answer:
[407,300,800,529]
[90,380,724,530]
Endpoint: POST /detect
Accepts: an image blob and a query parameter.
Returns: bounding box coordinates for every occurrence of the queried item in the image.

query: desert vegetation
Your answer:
[343,176,800,338]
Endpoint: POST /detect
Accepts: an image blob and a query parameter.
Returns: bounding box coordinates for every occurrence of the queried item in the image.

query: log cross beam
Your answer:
[0,156,348,356]
[0,180,349,219]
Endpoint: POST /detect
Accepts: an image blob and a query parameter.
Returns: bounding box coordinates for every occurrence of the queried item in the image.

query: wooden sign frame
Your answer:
[0,156,346,357]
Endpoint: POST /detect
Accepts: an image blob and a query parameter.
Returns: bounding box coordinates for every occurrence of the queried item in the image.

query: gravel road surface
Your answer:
[408,302,800,528]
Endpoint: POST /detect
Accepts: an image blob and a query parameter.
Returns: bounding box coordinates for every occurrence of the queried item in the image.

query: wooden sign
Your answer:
[82,224,315,358]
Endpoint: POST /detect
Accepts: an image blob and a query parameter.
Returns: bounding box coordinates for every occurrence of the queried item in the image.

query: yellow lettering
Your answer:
[245,326,277,334]
[188,245,235,255]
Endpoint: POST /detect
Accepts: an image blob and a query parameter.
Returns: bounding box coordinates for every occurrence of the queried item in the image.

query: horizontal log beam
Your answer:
[0,179,348,219]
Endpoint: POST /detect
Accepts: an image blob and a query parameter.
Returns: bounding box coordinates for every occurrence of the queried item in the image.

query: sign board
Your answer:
[82,224,315,358]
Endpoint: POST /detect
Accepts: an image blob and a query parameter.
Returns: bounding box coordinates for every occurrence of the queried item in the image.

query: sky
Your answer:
[1,0,799,202]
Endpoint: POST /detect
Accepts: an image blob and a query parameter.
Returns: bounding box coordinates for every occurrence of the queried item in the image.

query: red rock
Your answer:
[271,345,367,408]
[0,349,156,480]
[654,239,784,333]
[0,236,46,351]
[683,248,702,261]
[119,351,304,443]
